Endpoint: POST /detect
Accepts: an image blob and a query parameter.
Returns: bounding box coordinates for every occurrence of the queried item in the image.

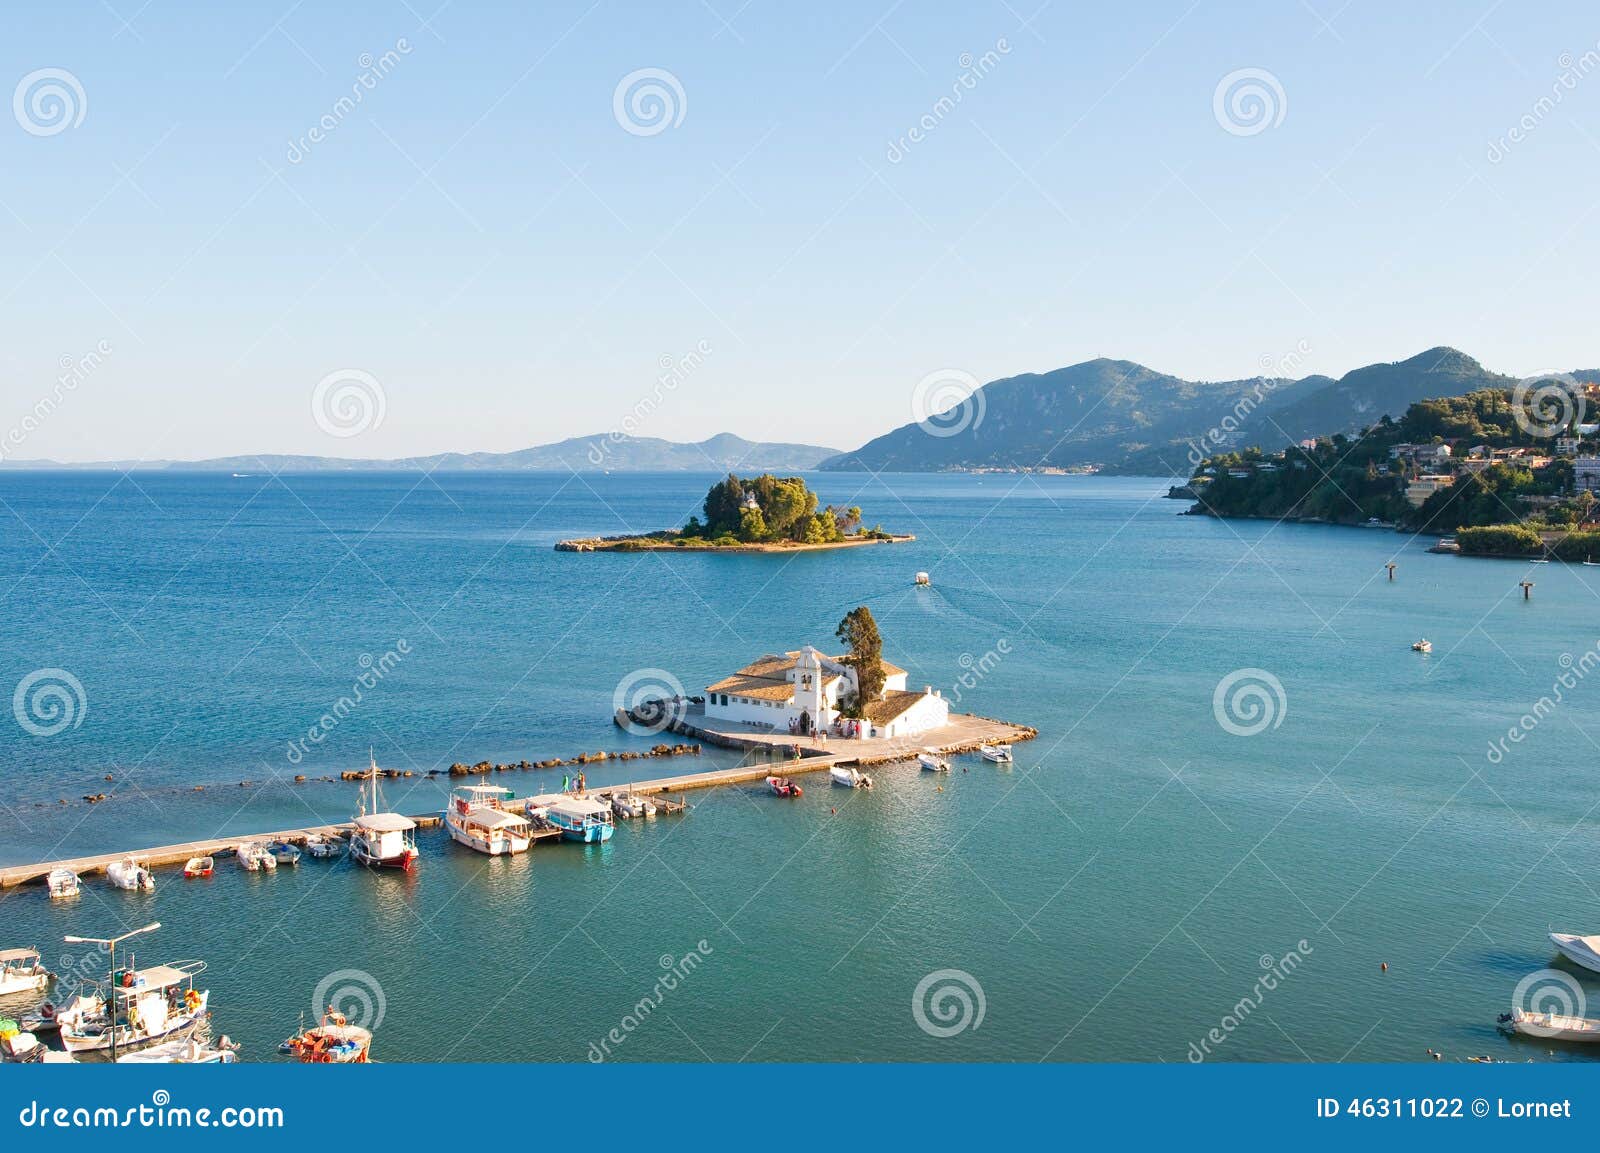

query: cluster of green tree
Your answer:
[1455,524,1544,556]
[684,474,869,545]
[1193,389,1582,530]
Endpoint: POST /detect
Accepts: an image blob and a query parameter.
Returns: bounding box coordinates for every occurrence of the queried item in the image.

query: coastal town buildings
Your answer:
[1575,457,1600,493]
[705,645,949,738]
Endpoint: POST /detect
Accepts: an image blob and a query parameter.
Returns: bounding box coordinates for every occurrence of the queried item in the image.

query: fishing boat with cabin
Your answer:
[350,753,418,870]
[445,784,534,854]
[56,959,211,1056]
[46,868,80,899]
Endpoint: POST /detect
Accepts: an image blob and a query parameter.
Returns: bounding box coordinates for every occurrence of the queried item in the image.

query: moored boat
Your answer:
[1549,931,1600,975]
[830,765,871,788]
[46,868,80,899]
[0,949,52,996]
[978,743,1013,763]
[117,1032,239,1063]
[1499,1006,1600,1042]
[182,857,213,879]
[285,1011,372,1063]
[350,751,419,870]
[609,791,657,819]
[107,857,156,890]
[235,842,276,872]
[269,842,302,866]
[446,784,534,854]
[918,749,951,773]
[305,833,342,859]
[19,1002,60,1033]
[57,959,211,1055]
[0,1026,73,1063]
[546,795,615,842]
[767,775,803,798]
[1411,639,1432,653]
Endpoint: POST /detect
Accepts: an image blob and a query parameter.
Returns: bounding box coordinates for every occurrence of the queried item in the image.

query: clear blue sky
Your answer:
[2,1,1597,460]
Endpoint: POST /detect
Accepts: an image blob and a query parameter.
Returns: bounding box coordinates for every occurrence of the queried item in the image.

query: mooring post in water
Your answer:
[1385,563,1396,581]
[1521,580,1534,600]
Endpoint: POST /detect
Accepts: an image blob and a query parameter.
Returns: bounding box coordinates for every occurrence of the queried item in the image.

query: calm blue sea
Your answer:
[1,470,1597,1063]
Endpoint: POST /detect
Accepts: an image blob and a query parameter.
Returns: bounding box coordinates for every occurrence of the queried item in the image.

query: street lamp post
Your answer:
[63,922,160,1062]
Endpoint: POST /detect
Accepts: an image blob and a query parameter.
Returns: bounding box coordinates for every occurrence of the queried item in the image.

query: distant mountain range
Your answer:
[0,432,842,474]
[820,347,1537,476]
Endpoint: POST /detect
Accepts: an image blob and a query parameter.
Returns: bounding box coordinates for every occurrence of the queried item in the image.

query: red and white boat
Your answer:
[767,776,803,798]
[349,752,418,871]
[182,857,213,879]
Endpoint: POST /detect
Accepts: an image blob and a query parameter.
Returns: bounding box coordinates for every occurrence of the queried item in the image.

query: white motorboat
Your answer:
[106,857,156,890]
[269,842,302,866]
[1411,639,1432,653]
[914,571,931,586]
[609,791,657,819]
[350,753,418,870]
[46,868,80,899]
[0,949,52,996]
[1500,1006,1600,1042]
[305,834,342,859]
[978,744,1013,763]
[1549,931,1600,974]
[116,1034,239,1063]
[918,749,950,773]
[235,842,276,872]
[445,784,533,855]
[57,959,211,1055]
[830,765,871,788]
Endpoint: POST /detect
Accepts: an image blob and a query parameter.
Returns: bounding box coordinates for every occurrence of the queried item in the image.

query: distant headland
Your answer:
[557,473,912,553]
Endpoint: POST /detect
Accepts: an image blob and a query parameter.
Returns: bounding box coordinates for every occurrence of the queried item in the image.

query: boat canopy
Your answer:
[0,947,40,963]
[466,808,530,829]
[114,962,203,993]
[551,797,611,818]
[525,793,565,807]
[355,812,416,832]
[456,784,514,796]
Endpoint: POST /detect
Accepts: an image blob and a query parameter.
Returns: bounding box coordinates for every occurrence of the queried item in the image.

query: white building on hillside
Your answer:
[704,645,949,739]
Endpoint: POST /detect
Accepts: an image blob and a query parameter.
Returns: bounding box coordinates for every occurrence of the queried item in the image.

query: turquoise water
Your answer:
[2,471,1598,1062]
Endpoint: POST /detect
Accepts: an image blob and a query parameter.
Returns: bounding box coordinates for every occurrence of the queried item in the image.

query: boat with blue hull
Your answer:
[546,796,615,843]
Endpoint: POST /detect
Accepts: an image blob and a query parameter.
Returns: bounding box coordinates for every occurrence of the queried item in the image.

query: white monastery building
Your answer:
[705,645,949,739]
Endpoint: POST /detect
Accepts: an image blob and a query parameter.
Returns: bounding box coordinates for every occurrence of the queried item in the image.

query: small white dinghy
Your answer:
[830,765,871,789]
[978,744,1013,763]
[117,1034,240,1064]
[1549,931,1600,975]
[1500,1006,1600,1042]
[609,791,657,819]
[46,868,80,899]
[106,857,155,891]
[918,749,950,773]
[235,842,276,872]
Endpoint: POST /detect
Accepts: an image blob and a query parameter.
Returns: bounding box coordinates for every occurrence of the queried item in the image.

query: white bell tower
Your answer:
[793,645,827,733]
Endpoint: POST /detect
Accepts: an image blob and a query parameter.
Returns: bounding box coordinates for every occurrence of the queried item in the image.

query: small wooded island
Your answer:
[557,473,914,552]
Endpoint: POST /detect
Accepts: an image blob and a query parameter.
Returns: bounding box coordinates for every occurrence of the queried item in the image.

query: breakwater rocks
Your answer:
[335,743,704,782]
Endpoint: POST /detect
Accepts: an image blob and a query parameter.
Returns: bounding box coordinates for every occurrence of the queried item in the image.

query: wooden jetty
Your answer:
[0,709,1032,891]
